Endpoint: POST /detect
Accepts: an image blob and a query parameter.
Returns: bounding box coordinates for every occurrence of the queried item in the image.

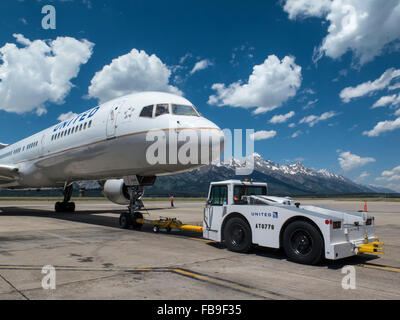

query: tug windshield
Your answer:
[234,185,267,204]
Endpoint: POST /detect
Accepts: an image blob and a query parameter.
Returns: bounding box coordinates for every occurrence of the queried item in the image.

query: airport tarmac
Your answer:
[0,199,399,300]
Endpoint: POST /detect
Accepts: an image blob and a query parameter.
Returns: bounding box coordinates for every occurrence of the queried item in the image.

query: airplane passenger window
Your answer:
[79,124,83,131]
[155,104,169,117]
[88,120,92,128]
[84,123,87,130]
[71,128,74,134]
[140,105,154,118]
[171,104,199,116]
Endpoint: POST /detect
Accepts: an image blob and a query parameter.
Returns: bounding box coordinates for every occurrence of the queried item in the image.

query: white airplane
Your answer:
[0,91,224,227]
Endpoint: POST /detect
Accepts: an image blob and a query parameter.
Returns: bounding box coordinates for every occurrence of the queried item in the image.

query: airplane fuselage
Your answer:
[0,92,224,189]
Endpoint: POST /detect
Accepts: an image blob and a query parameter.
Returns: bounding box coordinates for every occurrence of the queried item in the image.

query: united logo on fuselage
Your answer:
[53,106,100,133]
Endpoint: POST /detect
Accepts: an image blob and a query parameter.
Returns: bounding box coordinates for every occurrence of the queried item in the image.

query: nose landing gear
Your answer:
[55,183,75,212]
[119,185,144,230]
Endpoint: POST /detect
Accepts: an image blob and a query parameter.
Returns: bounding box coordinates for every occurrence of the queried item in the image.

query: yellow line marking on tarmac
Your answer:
[357,263,400,273]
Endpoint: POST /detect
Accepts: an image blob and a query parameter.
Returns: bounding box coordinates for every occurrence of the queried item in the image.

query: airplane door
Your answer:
[39,133,46,156]
[106,101,125,138]
[106,108,117,138]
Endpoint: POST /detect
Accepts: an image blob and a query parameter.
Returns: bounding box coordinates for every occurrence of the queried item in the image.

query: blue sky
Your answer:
[0,0,400,191]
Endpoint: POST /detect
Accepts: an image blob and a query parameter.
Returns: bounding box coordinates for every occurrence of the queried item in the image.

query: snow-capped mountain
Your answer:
[72,153,396,196]
[225,153,345,180]
[146,153,391,196]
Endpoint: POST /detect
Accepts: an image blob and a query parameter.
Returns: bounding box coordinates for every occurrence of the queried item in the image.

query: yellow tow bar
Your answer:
[136,217,203,233]
[357,239,384,254]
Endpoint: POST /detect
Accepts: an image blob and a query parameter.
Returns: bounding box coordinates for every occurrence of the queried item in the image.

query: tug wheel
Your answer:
[224,217,252,253]
[119,213,132,229]
[283,220,323,265]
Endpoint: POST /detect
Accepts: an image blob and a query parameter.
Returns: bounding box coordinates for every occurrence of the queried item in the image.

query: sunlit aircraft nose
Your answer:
[163,116,224,168]
[197,118,225,165]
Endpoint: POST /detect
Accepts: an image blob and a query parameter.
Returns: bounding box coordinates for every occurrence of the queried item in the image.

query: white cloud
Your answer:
[299,111,338,127]
[382,165,400,177]
[372,94,400,108]
[376,165,400,182]
[179,53,193,64]
[302,99,318,110]
[302,88,316,95]
[340,68,400,102]
[284,0,400,65]
[291,130,303,138]
[394,109,400,116]
[357,171,370,180]
[363,117,400,137]
[208,55,302,114]
[338,151,375,171]
[283,0,331,19]
[389,83,400,91]
[269,111,295,124]
[250,130,277,141]
[288,123,296,128]
[57,111,78,122]
[0,34,93,115]
[190,59,213,75]
[88,49,181,103]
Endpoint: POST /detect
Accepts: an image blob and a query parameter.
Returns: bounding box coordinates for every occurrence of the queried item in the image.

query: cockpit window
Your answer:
[171,104,199,116]
[155,104,169,117]
[140,105,154,118]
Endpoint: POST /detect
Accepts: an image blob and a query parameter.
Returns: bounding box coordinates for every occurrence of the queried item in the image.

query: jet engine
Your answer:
[103,176,156,206]
[103,179,131,205]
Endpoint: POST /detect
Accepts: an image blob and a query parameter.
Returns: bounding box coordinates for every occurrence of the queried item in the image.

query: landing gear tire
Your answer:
[224,217,252,253]
[131,212,143,230]
[153,226,160,233]
[283,220,323,265]
[119,213,132,229]
[55,201,75,213]
[55,184,75,213]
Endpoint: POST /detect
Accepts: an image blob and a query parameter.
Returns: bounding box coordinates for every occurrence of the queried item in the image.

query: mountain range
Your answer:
[76,153,396,197]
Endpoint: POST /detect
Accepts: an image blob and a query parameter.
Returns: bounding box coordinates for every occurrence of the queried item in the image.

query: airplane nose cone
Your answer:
[198,119,225,165]
[164,116,224,167]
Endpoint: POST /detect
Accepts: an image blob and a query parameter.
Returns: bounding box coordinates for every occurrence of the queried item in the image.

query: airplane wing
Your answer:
[0,165,19,184]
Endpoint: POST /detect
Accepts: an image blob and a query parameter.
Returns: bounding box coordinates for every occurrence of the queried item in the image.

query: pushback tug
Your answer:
[122,179,383,265]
